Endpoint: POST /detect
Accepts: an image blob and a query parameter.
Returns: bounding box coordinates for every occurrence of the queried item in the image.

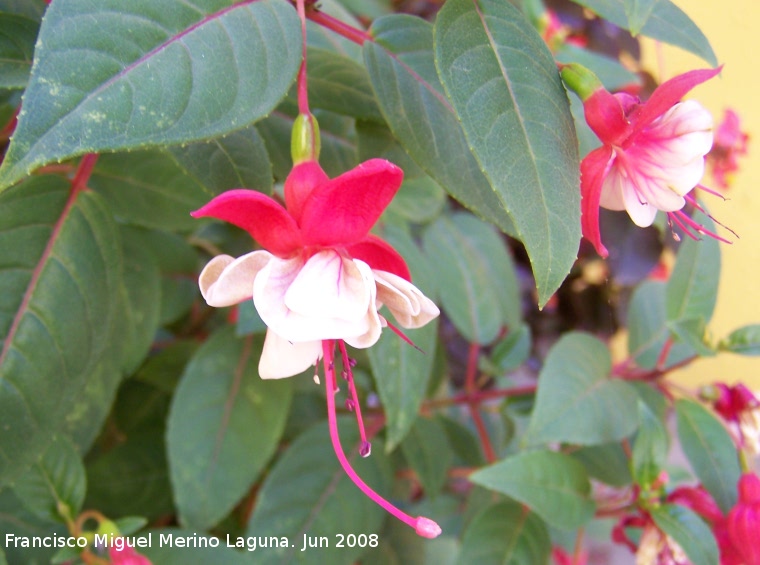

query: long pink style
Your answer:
[322,340,442,539]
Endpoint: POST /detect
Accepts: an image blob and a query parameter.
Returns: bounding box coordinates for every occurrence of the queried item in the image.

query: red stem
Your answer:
[305,10,372,45]
[295,0,310,115]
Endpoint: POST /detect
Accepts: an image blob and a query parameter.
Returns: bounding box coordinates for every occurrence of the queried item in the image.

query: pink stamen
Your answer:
[385,320,424,352]
[671,209,733,244]
[338,340,369,453]
[666,212,698,242]
[684,193,739,238]
[696,183,728,200]
[322,340,441,538]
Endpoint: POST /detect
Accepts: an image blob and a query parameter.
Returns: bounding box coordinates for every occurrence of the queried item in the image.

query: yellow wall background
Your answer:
[641,1,760,387]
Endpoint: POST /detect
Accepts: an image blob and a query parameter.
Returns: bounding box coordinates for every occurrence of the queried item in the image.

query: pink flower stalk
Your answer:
[727,473,760,565]
[193,144,440,537]
[708,109,749,189]
[109,545,152,565]
[579,67,726,256]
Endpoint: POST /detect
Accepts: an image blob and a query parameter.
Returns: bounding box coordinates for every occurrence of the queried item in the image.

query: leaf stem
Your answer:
[305,9,372,45]
[70,153,99,195]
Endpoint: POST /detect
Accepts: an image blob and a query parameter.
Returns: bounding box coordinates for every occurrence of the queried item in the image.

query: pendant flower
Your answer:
[568,67,725,256]
[109,545,152,565]
[708,108,749,190]
[727,473,760,565]
[192,123,441,538]
[193,158,438,379]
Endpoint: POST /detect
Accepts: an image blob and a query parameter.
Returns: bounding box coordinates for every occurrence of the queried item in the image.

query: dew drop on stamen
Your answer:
[360,441,372,458]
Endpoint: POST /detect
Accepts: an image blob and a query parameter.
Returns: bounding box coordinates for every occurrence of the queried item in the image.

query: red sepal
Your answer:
[300,159,403,247]
[580,145,614,257]
[284,160,329,224]
[630,67,722,136]
[191,189,302,257]
[347,235,411,281]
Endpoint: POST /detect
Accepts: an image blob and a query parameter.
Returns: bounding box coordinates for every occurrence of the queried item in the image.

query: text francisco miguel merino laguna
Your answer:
[4,532,345,552]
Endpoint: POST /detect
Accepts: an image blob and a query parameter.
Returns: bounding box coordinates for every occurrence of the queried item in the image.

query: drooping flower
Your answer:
[564,66,725,256]
[194,157,438,379]
[727,473,760,565]
[193,113,440,538]
[708,108,749,189]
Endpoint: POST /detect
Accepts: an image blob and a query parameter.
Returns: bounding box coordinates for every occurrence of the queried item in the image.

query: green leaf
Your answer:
[623,0,657,35]
[457,500,550,565]
[376,222,437,300]
[89,151,210,231]
[356,120,425,178]
[666,216,720,324]
[385,176,446,225]
[141,529,247,565]
[0,0,302,189]
[423,213,520,344]
[364,16,518,240]
[246,418,393,565]
[631,399,669,485]
[400,417,453,497]
[113,516,149,536]
[0,13,37,89]
[571,443,632,487]
[628,280,696,369]
[118,226,162,374]
[0,177,121,485]
[469,449,595,530]
[570,0,717,66]
[11,436,85,524]
[434,0,580,305]
[168,126,273,195]
[438,415,485,467]
[489,324,531,373]
[0,488,68,565]
[368,320,438,451]
[167,327,292,530]
[651,504,719,565]
[719,324,760,356]
[668,318,715,357]
[302,47,383,121]
[527,333,639,445]
[85,431,174,521]
[0,0,46,21]
[675,399,740,513]
[62,356,122,453]
[128,229,199,325]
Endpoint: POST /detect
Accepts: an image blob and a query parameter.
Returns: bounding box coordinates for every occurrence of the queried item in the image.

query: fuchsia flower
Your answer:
[193,159,438,379]
[708,108,749,189]
[727,473,760,565]
[193,140,441,538]
[578,67,725,256]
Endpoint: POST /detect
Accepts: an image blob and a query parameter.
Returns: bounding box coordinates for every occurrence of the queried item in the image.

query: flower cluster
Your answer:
[708,108,749,189]
[706,382,760,456]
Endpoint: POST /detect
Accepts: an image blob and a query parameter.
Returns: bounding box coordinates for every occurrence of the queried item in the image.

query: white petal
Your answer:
[258,329,321,379]
[373,270,440,329]
[284,250,369,322]
[199,251,272,307]
[254,254,373,342]
[599,162,627,211]
[344,261,383,349]
[622,182,659,227]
